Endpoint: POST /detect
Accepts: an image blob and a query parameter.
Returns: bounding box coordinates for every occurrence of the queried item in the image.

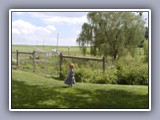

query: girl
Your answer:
[64,63,76,87]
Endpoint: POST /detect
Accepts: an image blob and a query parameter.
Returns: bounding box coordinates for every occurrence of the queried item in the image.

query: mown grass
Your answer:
[11,70,149,109]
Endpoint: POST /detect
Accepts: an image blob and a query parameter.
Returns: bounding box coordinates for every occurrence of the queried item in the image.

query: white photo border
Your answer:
[9,9,151,111]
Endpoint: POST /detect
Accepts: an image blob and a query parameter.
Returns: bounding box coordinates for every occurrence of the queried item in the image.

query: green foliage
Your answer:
[61,65,101,83]
[77,12,146,60]
[60,54,148,85]
[143,40,149,62]
[116,59,148,85]
[145,27,149,40]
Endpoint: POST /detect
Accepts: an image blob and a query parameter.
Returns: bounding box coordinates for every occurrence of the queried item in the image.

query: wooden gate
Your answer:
[12,50,60,76]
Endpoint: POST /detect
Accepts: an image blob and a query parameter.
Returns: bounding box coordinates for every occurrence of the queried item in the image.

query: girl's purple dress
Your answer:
[64,69,76,85]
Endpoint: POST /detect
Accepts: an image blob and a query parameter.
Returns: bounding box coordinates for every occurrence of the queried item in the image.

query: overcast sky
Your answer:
[11,11,149,46]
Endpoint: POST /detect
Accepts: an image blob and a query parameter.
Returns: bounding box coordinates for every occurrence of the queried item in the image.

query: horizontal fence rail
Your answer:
[12,50,106,78]
[59,53,106,78]
[18,52,33,54]
[62,54,102,61]
[12,50,60,75]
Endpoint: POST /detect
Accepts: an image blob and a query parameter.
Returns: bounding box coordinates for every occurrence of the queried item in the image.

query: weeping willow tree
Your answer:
[77,12,146,60]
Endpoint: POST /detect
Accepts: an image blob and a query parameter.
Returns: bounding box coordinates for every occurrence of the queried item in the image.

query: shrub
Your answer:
[116,59,148,85]
[143,40,149,63]
[61,55,148,85]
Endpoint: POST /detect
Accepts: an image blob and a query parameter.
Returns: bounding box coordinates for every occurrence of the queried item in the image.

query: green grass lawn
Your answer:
[11,70,149,109]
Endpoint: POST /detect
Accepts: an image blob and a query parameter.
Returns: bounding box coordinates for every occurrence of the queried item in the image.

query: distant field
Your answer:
[12,45,36,52]
[12,44,144,57]
[12,45,90,55]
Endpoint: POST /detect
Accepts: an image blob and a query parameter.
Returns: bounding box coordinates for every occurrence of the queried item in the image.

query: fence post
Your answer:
[44,52,47,73]
[102,56,106,74]
[33,51,36,72]
[59,53,63,78]
[16,50,19,66]
[68,47,70,55]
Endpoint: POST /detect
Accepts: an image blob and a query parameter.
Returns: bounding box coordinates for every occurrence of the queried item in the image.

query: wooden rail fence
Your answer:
[59,53,106,78]
[15,50,36,72]
[13,50,106,78]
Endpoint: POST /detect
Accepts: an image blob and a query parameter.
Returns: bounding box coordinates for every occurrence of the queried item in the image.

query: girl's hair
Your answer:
[69,63,74,68]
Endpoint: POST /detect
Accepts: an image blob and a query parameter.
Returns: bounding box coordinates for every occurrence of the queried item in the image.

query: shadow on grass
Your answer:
[11,80,149,109]
[45,76,60,80]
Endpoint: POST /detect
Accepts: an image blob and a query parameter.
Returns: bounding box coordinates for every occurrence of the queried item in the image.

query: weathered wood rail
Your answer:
[59,53,106,78]
[12,50,106,78]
